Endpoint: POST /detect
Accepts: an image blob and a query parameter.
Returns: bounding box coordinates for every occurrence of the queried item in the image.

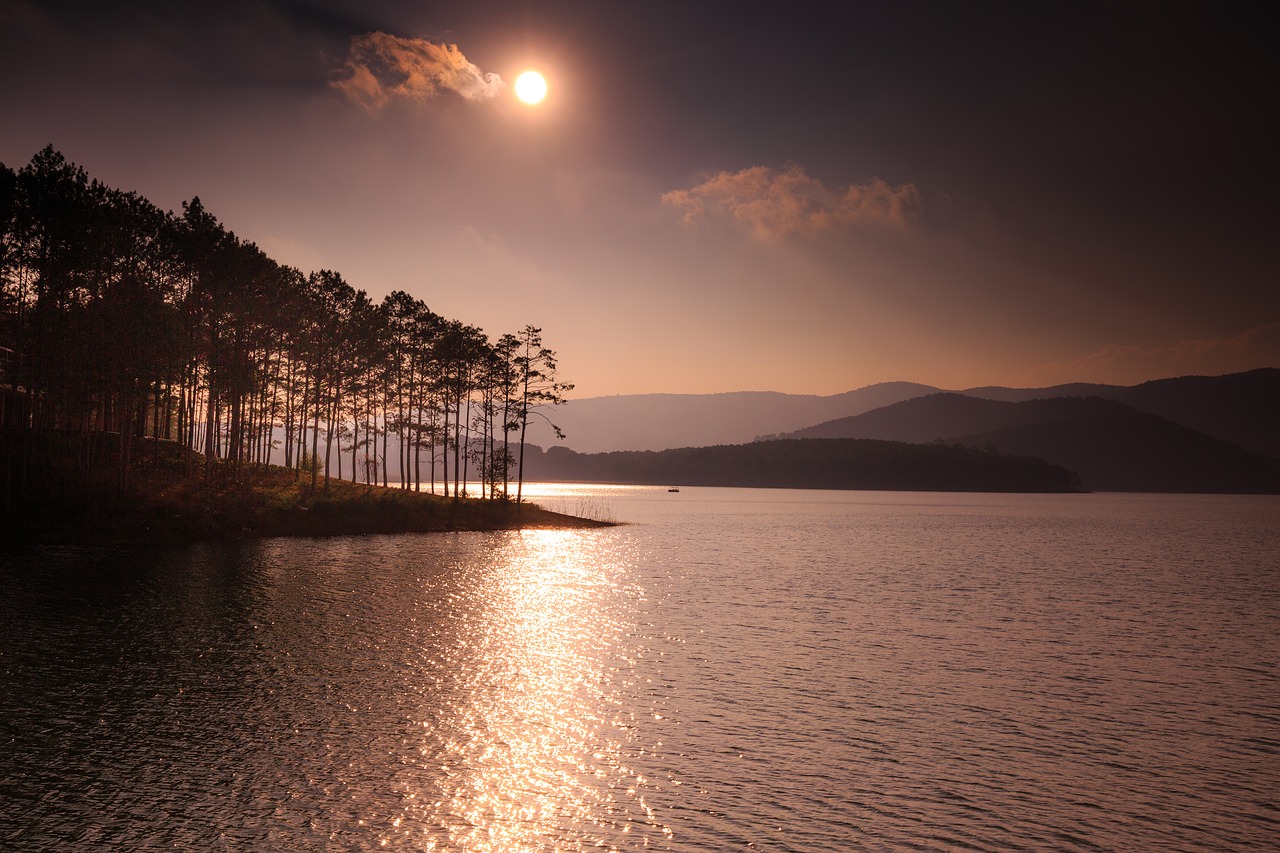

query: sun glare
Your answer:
[515,71,547,105]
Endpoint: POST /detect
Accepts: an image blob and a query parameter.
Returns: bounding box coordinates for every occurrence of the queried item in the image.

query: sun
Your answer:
[514,70,547,105]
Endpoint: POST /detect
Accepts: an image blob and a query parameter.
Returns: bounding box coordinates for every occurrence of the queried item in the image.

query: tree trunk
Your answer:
[310,378,321,491]
[441,388,450,497]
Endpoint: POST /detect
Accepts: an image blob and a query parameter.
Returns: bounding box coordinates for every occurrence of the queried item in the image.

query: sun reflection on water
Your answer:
[385,529,667,850]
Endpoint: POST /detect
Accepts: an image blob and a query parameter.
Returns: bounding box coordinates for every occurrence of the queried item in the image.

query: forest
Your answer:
[522,438,1083,493]
[0,146,571,508]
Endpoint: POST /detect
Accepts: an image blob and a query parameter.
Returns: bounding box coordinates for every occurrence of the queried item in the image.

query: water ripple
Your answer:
[1,490,1277,850]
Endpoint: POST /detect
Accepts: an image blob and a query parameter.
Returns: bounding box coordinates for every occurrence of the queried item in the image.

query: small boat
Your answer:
[667,488,680,493]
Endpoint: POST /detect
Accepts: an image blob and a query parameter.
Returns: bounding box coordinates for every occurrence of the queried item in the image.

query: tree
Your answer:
[509,325,572,503]
[0,147,574,506]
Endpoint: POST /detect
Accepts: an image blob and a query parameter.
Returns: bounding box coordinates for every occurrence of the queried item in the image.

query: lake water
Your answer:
[2,487,1277,850]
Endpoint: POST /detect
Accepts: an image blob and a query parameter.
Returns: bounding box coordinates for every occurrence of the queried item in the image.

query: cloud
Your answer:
[1031,324,1280,386]
[331,32,505,109]
[661,164,922,241]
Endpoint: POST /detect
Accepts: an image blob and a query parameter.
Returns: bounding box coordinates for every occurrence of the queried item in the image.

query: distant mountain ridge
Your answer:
[521,382,940,453]
[957,368,1280,458]
[528,368,1279,460]
[784,391,1280,493]
[519,368,1279,493]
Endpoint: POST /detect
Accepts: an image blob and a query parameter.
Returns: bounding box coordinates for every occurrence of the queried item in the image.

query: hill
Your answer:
[785,394,1280,493]
[960,368,1280,457]
[520,438,1081,493]
[525,370,1278,458]
[1111,368,1280,458]
[519,382,940,453]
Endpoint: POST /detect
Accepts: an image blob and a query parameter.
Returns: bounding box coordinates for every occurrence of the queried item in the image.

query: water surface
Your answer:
[2,488,1277,850]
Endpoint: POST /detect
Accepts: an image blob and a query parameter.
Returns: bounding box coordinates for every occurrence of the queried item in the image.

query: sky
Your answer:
[1,0,1276,398]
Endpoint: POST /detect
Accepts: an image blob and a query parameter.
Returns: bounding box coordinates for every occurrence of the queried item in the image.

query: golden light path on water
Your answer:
[389,520,672,850]
[3,489,1278,850]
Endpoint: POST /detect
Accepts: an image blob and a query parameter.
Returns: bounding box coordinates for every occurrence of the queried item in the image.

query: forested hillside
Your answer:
[960,369,1280,458]
[521,438,1082,493]
[786,393,1280,493]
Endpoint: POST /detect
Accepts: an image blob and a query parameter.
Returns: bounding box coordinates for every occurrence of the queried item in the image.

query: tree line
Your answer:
[0,146,570,502]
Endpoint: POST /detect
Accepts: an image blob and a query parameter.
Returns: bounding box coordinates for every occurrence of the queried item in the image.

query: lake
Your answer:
[2,487,1277,850]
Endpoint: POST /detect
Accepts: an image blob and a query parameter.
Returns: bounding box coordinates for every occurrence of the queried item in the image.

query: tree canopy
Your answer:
[0,146,569,502]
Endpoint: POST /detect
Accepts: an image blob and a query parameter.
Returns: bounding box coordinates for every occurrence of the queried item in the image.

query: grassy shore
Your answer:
[5,463,614,547]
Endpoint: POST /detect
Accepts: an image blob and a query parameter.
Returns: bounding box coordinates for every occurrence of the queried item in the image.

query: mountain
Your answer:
[1109,368,1280,458]
[520,382,940,453]
[959,368,1280,458]
[521,438,1081,493]
[528,370,1279,458]
[785,394,1280,493]
[959,382,1125,401]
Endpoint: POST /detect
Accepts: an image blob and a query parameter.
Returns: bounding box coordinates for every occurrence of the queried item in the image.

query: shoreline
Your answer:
[3,465,615,548]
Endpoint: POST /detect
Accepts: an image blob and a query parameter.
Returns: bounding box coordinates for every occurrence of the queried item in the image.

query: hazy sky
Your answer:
[2,0,1275,397]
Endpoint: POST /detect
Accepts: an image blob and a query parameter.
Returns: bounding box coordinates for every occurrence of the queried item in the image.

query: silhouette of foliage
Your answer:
[0,147,570,512]
[523,438,1083,493]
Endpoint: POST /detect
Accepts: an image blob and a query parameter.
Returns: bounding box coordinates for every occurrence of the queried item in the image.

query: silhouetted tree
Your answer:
[0,147,574,504]
[510,325,572,503]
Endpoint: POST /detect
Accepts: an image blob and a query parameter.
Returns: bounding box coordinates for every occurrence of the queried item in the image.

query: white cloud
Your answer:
[662,164,921,241]
[331,32,505,109]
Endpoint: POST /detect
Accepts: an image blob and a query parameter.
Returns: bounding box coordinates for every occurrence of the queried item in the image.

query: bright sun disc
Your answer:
[515,71,547,105]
